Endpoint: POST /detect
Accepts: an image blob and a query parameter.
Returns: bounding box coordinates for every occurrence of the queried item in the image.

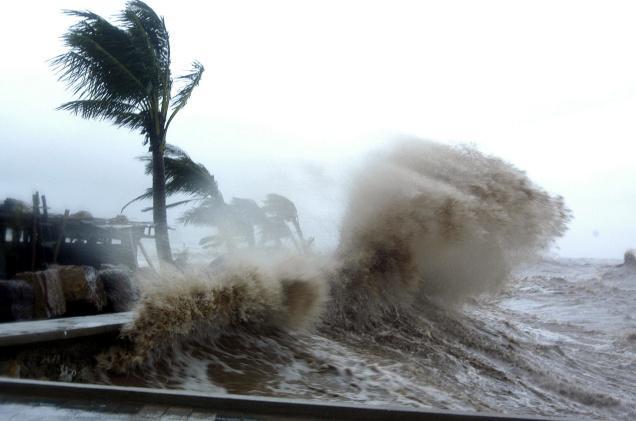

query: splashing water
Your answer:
[330,139,569,327]
[89,140,635,419]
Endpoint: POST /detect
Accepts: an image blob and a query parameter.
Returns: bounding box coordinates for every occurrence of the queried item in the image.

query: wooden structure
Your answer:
[0,194,154,279]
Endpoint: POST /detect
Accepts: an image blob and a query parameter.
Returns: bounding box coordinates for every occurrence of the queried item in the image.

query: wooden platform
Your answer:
[0,312,133,347]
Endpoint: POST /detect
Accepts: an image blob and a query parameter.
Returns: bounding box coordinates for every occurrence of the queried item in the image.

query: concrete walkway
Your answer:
[0,312,133,347]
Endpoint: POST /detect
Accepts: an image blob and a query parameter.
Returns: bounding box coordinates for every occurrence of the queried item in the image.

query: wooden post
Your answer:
[53,210,70,265]
[40,194,50,265]
[137,239,158,274]
[30,192,40,270]
[41,195,48,221]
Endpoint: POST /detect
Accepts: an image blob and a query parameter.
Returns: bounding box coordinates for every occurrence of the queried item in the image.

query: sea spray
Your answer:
[329,139,570,327]
[99,252,328,373]
[101,139,570,380]
[74,137,636,417]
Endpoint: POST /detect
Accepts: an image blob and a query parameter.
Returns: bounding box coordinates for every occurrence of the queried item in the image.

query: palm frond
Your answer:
[137,143,189,174]
[164,143,190,159]
[57,100,144,130]
[230,198,266,225]
[164,155,219,198]
[179,198,226,226]
[140,198,200,213]
[120,1,171,100]
[52,10,147,103]
[120,188,153,213]
[261,218,293,242]
[262,193,307,253]
[52,3,183,144]
[166,198,199,209]
[166,61,204,129]
[125,144,220,211]
[263,193,298,222]
[121,1,170,67]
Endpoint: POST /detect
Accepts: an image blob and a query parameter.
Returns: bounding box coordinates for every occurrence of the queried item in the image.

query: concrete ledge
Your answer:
[0,312,133,347]
[0,377,572,421]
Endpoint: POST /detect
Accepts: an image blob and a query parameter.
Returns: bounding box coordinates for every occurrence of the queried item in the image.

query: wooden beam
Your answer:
[41,195,48,221]
[53,210,70,265]
[30,192,40,270]
[137,239,157,274]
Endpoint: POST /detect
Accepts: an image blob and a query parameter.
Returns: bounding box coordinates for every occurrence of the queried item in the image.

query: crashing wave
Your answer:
[102,139,570,371]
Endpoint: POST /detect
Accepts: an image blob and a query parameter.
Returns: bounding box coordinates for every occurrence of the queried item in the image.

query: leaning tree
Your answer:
[52,1,204,264]
[122,145,309,254]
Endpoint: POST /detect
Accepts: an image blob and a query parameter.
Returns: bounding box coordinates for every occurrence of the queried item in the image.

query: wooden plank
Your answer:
[0,312,133,347]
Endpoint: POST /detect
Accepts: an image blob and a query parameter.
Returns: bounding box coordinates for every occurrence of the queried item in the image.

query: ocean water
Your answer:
[90,140,633,419]
[95,258,634,420]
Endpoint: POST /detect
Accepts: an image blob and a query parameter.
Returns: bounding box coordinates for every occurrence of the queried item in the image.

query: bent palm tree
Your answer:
[124,147,308,254]
[185,198,263,252]
[263,193,308,253]
[52,1,204,264]
[185,194,306,254]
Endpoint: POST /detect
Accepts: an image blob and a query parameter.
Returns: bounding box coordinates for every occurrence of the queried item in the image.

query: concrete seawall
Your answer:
[0,377,572,421]
[0,312,133,348]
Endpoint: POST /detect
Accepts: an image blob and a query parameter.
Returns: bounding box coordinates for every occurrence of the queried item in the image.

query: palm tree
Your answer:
[184,196,300,253]
[186,198,263,252]
[123,146,309,254]
[52,1,204,264]
[263,193,309,253]
[184,194,307,254]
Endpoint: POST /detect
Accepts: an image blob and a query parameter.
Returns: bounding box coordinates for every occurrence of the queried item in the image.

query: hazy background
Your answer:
[1,0,635,258]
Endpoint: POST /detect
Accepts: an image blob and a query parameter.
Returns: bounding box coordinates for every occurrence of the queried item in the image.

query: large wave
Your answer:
[102,139,570,371]
[329,139,570,328]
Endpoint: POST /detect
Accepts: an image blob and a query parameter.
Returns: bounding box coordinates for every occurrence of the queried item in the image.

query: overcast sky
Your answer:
[1,0,635,258]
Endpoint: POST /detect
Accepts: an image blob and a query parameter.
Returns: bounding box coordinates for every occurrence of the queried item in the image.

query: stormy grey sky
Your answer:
[1,0,635,258]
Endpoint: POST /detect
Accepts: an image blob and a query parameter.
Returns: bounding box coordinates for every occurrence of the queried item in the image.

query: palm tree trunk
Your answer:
[151,141,173,265]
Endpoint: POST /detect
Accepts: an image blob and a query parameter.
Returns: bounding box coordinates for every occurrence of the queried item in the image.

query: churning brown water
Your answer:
[96,140,634,419]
